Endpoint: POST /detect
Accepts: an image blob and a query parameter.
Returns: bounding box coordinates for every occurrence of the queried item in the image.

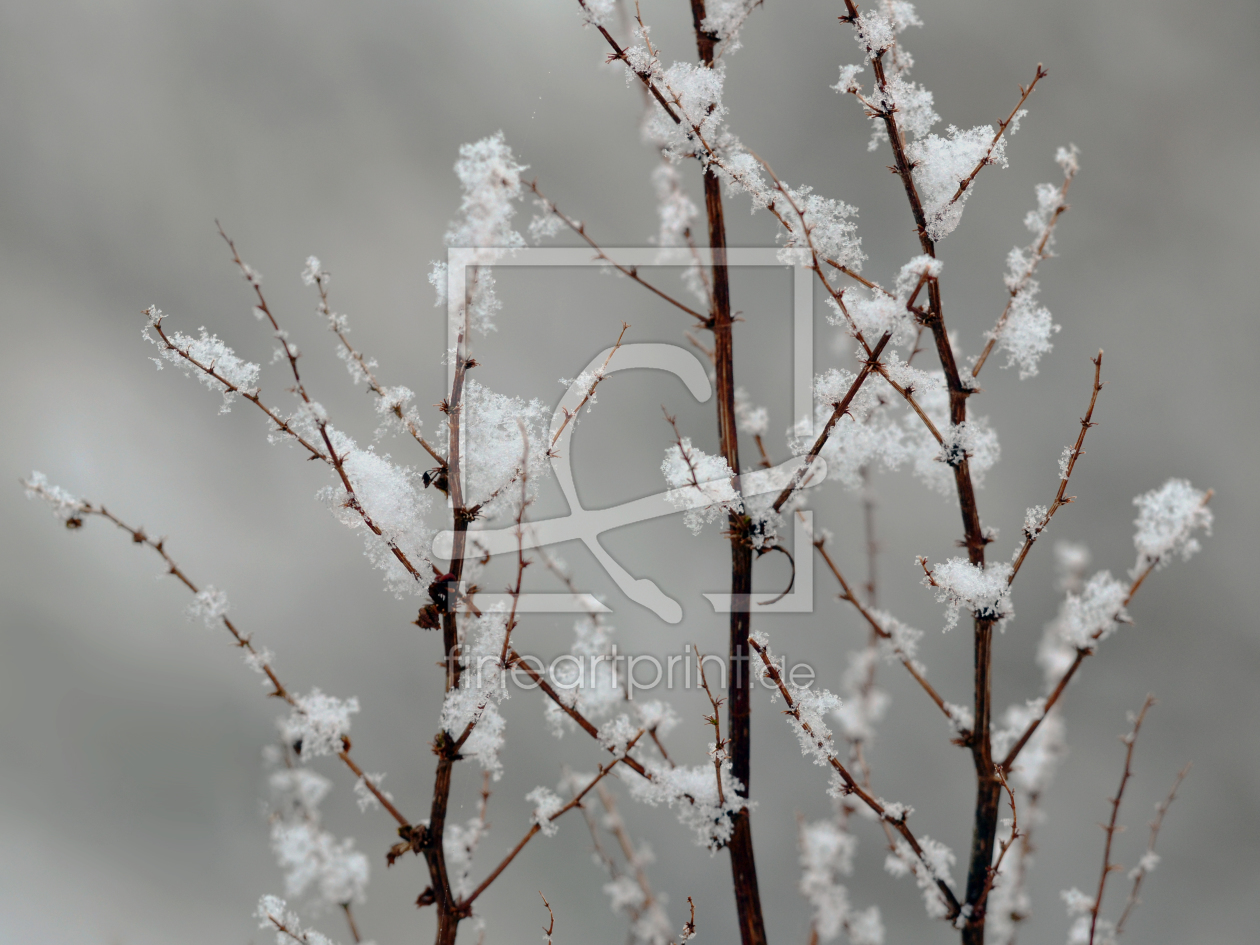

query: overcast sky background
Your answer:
[2,1,1258,943]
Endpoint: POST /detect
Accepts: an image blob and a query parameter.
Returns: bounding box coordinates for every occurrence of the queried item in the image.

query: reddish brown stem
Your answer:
[1007,352,1104,584]
[1088,696,1155,945]
[686,4,764,942]
[29,489,410,831]
[748,637,962,919]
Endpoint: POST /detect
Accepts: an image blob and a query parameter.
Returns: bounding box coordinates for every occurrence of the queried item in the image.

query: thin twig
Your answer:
[1088,696,1156,945]
[808,517,953,722]
[946,65,1047,206]
[460,742,640,908]
[24,485,411,829]
[530,181,708,323]
[1000,490,1212,770]
[302,257,445,465]
[747,636,962,920]
[1115,763,1190,936]
[1007,351,1104,585]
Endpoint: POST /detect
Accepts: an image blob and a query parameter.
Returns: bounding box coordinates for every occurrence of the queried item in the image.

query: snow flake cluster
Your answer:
[662,437,741,534]
[527,785,565,837]
[23,471,86,523]
[624,760,748,851]
[837,3,1023,240]
[279,689,360,759]
[317,434,435,598]
[265,763,369,912]
[922,557,1014,632]
[832,648,889,744]
[143,307,261,412]
[1131,477,1213,577]
[441,606,511,779]
[799,819,885,944]
[885,835,956,919]
[185,586,229,629]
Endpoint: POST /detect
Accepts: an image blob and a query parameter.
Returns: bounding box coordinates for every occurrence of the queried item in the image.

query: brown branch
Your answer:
[971,157,1077,378]
[147,295,428,591]
[808,521,952,722]
[838,12,1005,928]
[341,903,362,944]
[575,0,683,124]
[24,486,411,830]
[696,647,730,808]
[946,65,1047,206]
[1115,763,1190,936]
[860,465,879,607]
[460,745,638,908]
[302,257,445,466]
[146,314,326,461]
[1088,696,1155,945]
[594,781,667,923]
[1007,351,1104,584]
[529,181,708,323]
[973,766,1021,924]
[747,636,962,920]
[686,7,764,942]
[540,891,555,941]
[772,331,892,512]
[550,321,631,448]
[1000,491,1212,770]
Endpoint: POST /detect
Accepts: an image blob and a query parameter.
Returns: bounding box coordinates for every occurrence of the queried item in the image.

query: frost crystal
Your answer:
[434,132,527,335]
[775,186,864,273]
[1058,571,1129,648]
[701,0,764,57]
[909,124,1008,241]
[441,607,511,779]
[993,700,1066,793]
[255,895,341,945]
[266,767,369,911]
[578,0,616,29]
[994,284,1059,378]
[833,648,888,744]
[806,365,907,491]
[23,471,86,523]
[444,812,488,900]
[625,760,748,851]
[853,11,896,59]
[444,132,526,253]
[279,689,360,759]
[142,308,261,412]
[185,586,229,629]
[832,63,865,96]
[662,438,741,534]
[463,379,551,518]
[651,162,705,304]
[734,387,769,436]
[901,384,1000,496]
[545,617,624,737]
[353,773,392,813]
[799,820,866,942]
[1129,851,1160,880]
[884,836,955,919]
[319,434,434,598]
[1131,478,1213,577]
[836,255,937,347]
[872,610,925,670]
[924,558,1013,632]
[527,785,565,837]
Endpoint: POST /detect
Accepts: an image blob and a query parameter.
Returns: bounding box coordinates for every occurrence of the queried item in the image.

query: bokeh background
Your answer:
[2,1,1257,942]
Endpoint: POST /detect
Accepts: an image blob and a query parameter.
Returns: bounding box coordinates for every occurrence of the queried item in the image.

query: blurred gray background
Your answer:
[2,1,1257,942]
